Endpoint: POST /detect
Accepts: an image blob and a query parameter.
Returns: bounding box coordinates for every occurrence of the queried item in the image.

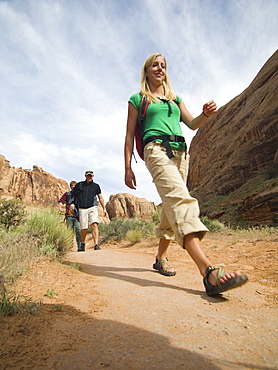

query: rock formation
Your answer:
[0,154,68,206]
[188,50,278,226]
[0,156,153,223]
[97,204,110,223]
[106,193,156,221]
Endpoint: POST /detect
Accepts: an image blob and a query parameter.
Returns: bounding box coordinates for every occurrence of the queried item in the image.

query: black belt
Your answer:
[143,135,186,158]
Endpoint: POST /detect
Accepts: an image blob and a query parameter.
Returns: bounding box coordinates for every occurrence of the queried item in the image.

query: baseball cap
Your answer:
[85,170,94,176]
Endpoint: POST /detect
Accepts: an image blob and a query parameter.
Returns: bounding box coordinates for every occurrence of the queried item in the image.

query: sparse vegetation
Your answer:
[0,208,73,283]
[200,216,225,232]
[0,205,74,315]
[52,304,64,312]
[199,173,278,227]
[0,289,41,316]
[126,229,143,244]
[45,288,55,298]
[24,208,74,256]
[205,225,278,245]
[0,200,277,317]
[0,198,26,230]
[0,231,39,282]
[99,217,155,243]
[70,262,81,270]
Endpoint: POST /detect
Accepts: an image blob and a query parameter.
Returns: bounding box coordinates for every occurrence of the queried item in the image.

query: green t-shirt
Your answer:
[129,93,186,151]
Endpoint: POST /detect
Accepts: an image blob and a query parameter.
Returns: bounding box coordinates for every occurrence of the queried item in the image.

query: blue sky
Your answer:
[0,0,277,205]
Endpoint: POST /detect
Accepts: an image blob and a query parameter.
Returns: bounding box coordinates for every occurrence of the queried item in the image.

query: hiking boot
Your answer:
[94,244,101,250]
[78,243,85,252]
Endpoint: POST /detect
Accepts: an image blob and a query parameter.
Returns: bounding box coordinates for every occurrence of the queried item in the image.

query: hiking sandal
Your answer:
[204,266,248,296]
[153,257,176,277]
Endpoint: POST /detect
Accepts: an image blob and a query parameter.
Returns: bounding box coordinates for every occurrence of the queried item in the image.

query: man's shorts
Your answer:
[78,206,99,229]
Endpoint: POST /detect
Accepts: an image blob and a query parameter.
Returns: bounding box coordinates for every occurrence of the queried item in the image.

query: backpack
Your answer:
[134,96,149,161]
[134,95,183,161]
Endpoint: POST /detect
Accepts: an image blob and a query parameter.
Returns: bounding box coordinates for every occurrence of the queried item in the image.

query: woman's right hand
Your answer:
[124,102,139,190]
[125,168,137,189]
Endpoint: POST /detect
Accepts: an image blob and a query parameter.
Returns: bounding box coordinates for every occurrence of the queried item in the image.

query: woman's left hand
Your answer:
[203,100,217,117]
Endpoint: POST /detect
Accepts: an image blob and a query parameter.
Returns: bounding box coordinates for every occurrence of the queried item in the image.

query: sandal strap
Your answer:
[205,266,225,287]
[157,258,169,264]
[157,258,173,271]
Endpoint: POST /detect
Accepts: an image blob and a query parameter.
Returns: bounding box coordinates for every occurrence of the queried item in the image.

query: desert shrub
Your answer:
[152,206,162,224]
[201,216,225,232]
[0,289,40,316]
[0,289,23,316]
[99,218,155,242]
[0,198,26,230]
[126,229,143,244]
[0,208,74,284]
[243,225,278,240]
[0,231,38,282]
[24,208,73,256]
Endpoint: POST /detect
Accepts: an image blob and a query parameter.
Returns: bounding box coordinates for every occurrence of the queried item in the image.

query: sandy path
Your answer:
[61,247,277,370]
[1,238,277,370]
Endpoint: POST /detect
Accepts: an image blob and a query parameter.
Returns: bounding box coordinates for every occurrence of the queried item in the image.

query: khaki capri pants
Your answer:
[144,142,208,247]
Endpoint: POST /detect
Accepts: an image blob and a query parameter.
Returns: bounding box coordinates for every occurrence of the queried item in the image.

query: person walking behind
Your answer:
[71,170,107,252]
[58,181,82,252]
[124,53,248,296]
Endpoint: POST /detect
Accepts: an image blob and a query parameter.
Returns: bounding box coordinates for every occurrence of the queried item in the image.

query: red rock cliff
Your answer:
[188,50,278,226]
[0,155,68,206]
[106,193,156,221]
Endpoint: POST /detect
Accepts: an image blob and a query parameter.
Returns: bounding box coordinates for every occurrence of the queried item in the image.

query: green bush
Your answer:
[0,231,38,282]
[0,208,74,285]
[99,214,227,244]
[24,208,73,256]
[99,218,155,242]
[152,206,162,224]
[201,216,225,232]
[126,229,143,244]
[0,198,26,230]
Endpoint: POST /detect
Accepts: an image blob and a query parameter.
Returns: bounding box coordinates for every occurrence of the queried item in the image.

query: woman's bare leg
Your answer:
[157,238,170,259]
[184,232,241,285]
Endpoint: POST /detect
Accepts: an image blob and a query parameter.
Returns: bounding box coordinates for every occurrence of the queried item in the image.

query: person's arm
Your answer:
[58,202,64,213]
[58,193,67,213]
[97,194,107,216]
[124,102,138,190]
[179,100,217,130]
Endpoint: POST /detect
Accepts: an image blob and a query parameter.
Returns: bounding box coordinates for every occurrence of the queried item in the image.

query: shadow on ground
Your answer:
[1,303,225,369]
[64,260,228,303]
[1,302,271,369]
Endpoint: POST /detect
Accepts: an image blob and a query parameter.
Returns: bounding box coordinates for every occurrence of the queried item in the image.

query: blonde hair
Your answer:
[69,181,77,187]
[140,53,176,103]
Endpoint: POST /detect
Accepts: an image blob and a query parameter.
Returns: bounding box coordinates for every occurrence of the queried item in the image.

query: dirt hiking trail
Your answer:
[1,235,277,369]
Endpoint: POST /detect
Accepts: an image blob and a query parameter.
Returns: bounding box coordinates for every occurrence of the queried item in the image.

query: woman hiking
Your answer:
[124,53,248,296]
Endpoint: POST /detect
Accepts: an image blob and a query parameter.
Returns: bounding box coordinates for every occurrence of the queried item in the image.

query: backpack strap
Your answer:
[138,96,149,124]
[133,96,149,162]
[134,96,182,161]
[140,98,184,158]
[144,134,186,158]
